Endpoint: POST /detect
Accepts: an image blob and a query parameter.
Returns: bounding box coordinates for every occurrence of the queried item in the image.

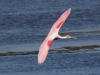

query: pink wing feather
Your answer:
[48,8,71,36]
[38,8,71,64]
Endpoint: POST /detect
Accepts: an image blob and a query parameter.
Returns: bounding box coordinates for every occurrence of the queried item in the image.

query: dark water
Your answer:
[0,52,100,75]
[0,0,100,75]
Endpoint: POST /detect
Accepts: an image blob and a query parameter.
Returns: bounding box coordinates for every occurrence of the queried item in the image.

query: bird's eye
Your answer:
[56,21,64,28]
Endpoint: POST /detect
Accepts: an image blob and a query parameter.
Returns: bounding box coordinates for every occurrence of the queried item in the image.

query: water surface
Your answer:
[0,0,100,75]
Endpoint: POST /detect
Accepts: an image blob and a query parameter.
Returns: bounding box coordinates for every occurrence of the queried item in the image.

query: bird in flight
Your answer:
[38,8,76,64]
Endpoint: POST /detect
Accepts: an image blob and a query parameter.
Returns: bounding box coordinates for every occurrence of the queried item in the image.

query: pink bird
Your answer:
[38,8,76,64]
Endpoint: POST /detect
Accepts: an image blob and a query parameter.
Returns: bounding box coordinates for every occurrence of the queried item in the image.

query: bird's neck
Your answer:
[56,34,67,39]
[60,36,66,39]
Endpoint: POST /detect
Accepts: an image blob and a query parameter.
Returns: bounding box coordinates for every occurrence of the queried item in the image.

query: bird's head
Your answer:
[66,35,77,39]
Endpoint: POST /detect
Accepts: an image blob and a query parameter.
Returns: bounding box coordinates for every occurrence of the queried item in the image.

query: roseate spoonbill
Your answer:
[38,8,76,64]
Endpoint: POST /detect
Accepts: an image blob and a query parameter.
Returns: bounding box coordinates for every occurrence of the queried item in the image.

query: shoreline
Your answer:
[0,45,100,56]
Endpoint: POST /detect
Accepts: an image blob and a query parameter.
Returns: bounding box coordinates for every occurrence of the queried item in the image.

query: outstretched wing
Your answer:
[38,37,53,64]
[48,8,71,36]
[38,8,71,64]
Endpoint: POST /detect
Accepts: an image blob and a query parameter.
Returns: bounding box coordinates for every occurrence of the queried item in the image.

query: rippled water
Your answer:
[0,0,100,75]
[0,0,100,46]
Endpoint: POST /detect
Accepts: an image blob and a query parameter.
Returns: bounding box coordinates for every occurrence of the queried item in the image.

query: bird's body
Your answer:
[38,8,76,64]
